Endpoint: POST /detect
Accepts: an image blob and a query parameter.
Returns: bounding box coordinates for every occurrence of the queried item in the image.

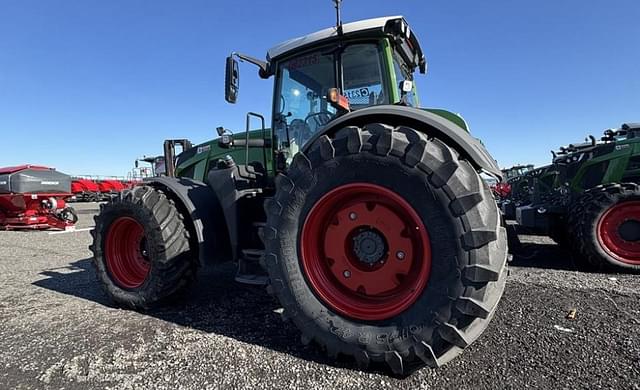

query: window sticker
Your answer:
[287,54,320,70]
[344,87,371,100]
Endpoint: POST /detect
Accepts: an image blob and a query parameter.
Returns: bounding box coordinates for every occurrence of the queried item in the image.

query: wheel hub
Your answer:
[300,183,432,321]
[618,220,640,242]
[105,216,150,289]
[352,229,387,265]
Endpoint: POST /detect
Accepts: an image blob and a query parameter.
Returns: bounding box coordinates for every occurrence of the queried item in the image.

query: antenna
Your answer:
[333,0,343,35]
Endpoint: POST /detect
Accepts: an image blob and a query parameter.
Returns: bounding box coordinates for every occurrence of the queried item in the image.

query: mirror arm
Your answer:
[232,52,271,78]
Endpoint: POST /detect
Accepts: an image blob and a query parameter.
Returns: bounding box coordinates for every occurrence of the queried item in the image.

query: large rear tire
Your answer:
[90,185,197,309]
[263,124,508,375]
[569,183,640,272]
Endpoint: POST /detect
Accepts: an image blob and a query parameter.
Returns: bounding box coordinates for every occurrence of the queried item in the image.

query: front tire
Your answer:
[90,185,197,309]
[263,124,508,374]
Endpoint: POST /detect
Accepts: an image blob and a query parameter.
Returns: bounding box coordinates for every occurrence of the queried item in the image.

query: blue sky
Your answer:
[1,0,638,177]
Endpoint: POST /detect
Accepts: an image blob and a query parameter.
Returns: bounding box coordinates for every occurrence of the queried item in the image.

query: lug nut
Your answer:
[343,270,351,278]
[349,212,357,221]
[396,251,405,260]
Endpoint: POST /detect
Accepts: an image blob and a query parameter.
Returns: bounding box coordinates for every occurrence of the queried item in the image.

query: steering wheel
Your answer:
[289,119,312,145]
[305,111,333,130]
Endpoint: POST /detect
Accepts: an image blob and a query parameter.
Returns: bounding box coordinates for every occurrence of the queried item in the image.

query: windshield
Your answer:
[274,43,388,156]
[274,49,336,152]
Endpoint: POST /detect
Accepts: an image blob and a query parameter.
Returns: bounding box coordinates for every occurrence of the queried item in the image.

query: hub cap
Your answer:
[352,229,387,265]
[105,217,150,288]
[300,183,431,321]
[597,201,640,265]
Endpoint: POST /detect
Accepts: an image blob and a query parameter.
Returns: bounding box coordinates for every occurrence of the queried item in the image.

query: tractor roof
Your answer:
[267,16,425,69]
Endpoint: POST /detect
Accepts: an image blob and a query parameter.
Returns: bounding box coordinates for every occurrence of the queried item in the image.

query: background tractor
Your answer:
[131,155,167,179]
[516,123,640,272]
[494,164,535,218]
[91,8,507,375]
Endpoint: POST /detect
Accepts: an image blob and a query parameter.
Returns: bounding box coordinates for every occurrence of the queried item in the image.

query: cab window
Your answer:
[275,51,336,149]
[342,43,388,108]
[392,53,417,107]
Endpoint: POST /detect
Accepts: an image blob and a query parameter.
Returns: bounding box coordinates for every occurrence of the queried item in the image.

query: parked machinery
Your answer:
[71,177,101,202]
[516,123,640,271]
[96,178,127,200]
[90,9,507,374]
[495,164,535,219]
[0,165,78,230]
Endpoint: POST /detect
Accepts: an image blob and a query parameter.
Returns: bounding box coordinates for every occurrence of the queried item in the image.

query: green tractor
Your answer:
[516,123,640,272]
[502,164,535,181]
[91,8,507,374]
[496,164,535,218]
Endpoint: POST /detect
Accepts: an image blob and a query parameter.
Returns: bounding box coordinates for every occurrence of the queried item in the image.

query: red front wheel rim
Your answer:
[300,183,432,321]
[105,217,150,288]
[597,201,640,265]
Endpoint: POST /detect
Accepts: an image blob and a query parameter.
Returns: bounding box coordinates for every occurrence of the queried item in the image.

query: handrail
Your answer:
[245,112,267,169]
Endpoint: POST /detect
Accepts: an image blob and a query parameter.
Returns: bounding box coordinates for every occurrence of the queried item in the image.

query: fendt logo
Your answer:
[197,145,211,154]
[40,181,60,185]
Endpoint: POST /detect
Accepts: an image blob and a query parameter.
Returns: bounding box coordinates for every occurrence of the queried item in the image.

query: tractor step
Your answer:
[234,273,269,286]
[241,248,264,259]
[253,222,266,241]
[235,249,269,286]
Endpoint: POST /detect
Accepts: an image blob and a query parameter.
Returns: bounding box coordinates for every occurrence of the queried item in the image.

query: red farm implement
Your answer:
[70,176,140,202]
[96,178,127,200]
[0,165,78,230]
[492,182,512,199]
[71,178,101,202]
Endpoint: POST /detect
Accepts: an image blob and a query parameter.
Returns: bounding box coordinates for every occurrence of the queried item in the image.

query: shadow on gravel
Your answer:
[509,243,578,271]
[32,258,366,373]
[30,238,591,375]
[33,258,112,305]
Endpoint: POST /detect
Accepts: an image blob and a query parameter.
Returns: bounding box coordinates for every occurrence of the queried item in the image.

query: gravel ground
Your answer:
[0,203,638,389]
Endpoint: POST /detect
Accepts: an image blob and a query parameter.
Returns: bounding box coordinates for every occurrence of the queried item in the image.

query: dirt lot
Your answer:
[0,202,638,389]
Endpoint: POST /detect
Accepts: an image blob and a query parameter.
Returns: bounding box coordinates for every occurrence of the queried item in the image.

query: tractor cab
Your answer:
[225,15,427,166]
[502,164,535,181]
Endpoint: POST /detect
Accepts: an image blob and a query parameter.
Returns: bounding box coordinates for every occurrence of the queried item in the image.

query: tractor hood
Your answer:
[174,130,272,182]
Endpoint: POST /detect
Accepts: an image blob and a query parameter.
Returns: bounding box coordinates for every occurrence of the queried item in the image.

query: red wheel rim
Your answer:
[300,183,432,321]
[597,201,640,265]
[105,217,150,288]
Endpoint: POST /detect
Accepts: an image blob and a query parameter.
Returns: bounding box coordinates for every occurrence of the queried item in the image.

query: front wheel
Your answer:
[262,123,508,374]
[90,185,197,309]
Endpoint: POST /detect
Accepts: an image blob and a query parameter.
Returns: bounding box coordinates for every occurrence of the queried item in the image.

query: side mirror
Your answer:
[135,160,139,168]
[225,56,239,103]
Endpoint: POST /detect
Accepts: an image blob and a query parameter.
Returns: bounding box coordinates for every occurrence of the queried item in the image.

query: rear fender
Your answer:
[303,105,502,179]
[145,176,228,266]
